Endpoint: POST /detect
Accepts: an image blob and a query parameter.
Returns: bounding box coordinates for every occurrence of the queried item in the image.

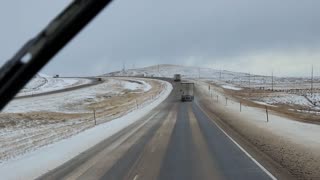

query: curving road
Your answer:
[39,81,275,180]
[15,77,101,99]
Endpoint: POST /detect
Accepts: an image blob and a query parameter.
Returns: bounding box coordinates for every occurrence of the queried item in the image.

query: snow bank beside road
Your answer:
[0,80,172,180]
[222,85,242,91]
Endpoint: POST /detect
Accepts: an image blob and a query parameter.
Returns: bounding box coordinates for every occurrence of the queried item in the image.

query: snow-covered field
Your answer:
[221,85,242,91]
[251,94,313,107]
[17,74,92,97]
[0,77,171,165]
[0,79,172,180]
[4,78,152,113]
[199,81,320,149]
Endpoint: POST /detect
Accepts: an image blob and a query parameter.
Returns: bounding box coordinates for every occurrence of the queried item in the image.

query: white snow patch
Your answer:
[123,81,141,90]
[252,101,277,107]
[122,80,152,92]
[257,94,313,107]
[221,85,242,91]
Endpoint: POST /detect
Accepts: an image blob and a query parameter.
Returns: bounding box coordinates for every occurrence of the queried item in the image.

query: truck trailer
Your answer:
[174,74,181,82]
[180,82,194,102]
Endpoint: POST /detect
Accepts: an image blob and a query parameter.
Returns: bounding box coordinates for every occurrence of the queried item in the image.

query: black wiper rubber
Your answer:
[0,0,113,111]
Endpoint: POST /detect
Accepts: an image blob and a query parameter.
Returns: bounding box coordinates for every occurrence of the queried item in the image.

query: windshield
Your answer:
[0,1,319,180]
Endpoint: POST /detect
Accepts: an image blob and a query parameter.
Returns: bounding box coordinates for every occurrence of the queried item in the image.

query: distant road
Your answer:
[40,81,275,180]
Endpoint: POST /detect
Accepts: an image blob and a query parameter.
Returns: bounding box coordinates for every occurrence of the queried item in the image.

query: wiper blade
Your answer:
[0,0,113,111]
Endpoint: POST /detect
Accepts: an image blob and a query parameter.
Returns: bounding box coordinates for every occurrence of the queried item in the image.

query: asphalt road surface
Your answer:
[40,82,275,180]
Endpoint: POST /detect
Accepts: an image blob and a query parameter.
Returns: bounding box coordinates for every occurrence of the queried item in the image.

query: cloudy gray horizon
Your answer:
[1,0,320,77]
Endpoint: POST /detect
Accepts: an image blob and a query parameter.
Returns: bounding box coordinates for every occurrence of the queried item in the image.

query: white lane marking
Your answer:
[108,113,157,150]
[133,174,139,180]
[195,103,277,180]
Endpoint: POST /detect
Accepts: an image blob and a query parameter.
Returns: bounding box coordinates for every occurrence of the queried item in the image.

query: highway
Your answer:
[39,82,275,180]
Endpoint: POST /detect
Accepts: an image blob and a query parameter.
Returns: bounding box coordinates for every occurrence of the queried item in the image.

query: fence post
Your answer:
[240,102,242,112]
[135,99,138,109]
[225,97,228,106]
[93,109,96,125]
[266,106,269,122]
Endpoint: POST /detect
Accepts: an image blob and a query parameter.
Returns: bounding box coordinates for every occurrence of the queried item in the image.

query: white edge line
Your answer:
[133,174,139,180]
[196,103,277,180]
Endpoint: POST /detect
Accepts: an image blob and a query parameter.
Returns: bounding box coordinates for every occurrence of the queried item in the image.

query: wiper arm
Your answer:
[0,0,113,111]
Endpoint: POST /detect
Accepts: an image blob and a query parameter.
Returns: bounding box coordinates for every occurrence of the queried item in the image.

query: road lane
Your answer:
[192,102,273,180]
[122,104,178,180]
[101,110,170,180]
[188,105,223,180]
[158,103,197,180]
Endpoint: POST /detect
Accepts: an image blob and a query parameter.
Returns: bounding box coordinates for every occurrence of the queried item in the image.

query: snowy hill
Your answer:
[105,64,251,80]
[105,64,319,89]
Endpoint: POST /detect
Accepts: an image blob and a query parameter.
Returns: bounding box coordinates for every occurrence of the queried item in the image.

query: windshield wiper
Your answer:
[0,0,113,111]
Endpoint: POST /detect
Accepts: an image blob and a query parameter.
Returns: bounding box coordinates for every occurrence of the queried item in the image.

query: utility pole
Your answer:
[248,72,251,96]
[271,70,274,91]
[248,73,251,89]
[198,67,200,79]
[311,65,314,95]
[93,109,96,125]
[122,61,126,72]
[266,106,269,122]
[219,70,222,81]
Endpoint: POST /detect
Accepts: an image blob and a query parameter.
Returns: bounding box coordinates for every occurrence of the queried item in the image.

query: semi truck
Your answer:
[180,82,194,102]
[174,74,181,82]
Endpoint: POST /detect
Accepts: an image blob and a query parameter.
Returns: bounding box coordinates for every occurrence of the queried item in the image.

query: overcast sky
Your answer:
[1,0,320,77]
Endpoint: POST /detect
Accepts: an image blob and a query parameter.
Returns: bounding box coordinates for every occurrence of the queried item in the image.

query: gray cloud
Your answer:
[1,0,320,76]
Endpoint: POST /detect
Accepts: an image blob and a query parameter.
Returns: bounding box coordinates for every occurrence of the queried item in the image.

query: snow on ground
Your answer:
[252,101,277,107]
[221,85,242,91]
[305,93,320,106]
[252,94,313,107]
[0,80,172,180]
[197,80,320,178]
[0,77,163,163]
[17,74,92,97]
[121,79,152,92]
[198,81,320,151]
[3,78,151,113]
